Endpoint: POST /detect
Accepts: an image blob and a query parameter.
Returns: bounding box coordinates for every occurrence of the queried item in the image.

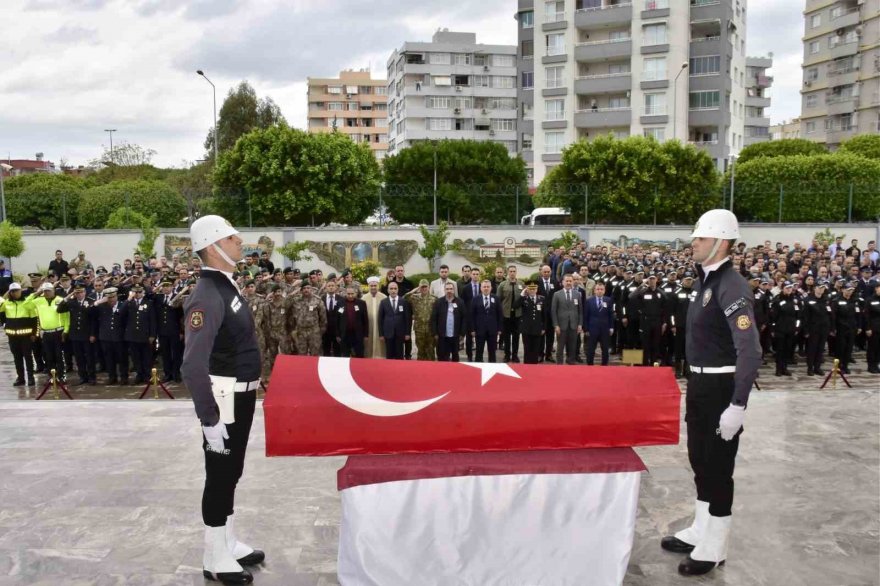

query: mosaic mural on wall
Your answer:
[453,237,551,266]
[165,235,276,261]
[596,236,688,251]
[307,240,419,271]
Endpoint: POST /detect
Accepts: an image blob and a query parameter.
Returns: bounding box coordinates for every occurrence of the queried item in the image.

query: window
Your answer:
[643,23,667,46]
[545,1,565,22]
[643,57,667,81]
[427,96,451,109]
[489,97,517,109]
[546,66,565,88]
[492,119,515,131]
[347,102,359,111]
[453,74,470,86]
[689,55,721,76]
[328,86,342,94]
[545,98,565,121]
[546,33,565,56]
[608,62,630,74]
[643,127,666,141]
[609,96,630,109]
[521,40,534,59]
[453,96,473,109]
[375,86,387,96]
[545,131,566,153]
[474,54,487,67]
[689,90,720,109]
[494,55,515,67]
[452,53,472,66]
[806,67,818,81]
[493,76,515,89]
[810,41,820,54]
[428,118,452,131]
[429,52,451,65]
[522,133,533,150]
[396,120,406,134]
[473,75,491,87]
[811,13,821,28]
[433,76,452,86]
[610,30,630,41]
[644,92,667,116]
[645,0,669,9]
[522,71,534,89]
[830,5,842,18]
[521,10,534,28]
[328,102,344,111]
[805,121,816,133]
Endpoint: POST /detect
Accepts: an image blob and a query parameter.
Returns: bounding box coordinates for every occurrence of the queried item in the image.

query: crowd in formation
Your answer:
[0,235,879,388]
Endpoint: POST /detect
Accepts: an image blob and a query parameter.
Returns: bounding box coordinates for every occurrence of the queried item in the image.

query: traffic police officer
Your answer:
[29,282,70,382]
[0,283,37,386]
[661,209,761,576]
[180,215,263,585]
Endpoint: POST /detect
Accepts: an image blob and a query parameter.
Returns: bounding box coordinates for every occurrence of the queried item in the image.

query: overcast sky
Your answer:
[1,0,804,168]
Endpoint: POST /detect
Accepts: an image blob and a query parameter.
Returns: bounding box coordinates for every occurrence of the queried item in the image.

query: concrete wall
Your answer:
[10,223,880,277]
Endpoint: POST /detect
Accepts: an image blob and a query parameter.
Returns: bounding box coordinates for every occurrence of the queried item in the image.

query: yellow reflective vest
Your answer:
[0,297,38,336]
[27,293,70,334]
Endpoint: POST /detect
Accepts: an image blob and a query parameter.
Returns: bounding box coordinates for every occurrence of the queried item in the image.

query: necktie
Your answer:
[484,297,489,310]
[597,297,601,309]
[392,299,397,312]
[328,297,332,311]
[473,283,477,297]
[567,290,571,303]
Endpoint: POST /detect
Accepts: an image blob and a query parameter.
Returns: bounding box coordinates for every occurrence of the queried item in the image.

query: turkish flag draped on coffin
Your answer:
[264,356,680,456]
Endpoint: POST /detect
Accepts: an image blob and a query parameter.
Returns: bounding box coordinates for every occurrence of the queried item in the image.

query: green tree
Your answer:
[277,241,313,264]
[205,81,286,159]
[382,140,528,224]
[417,221,455,272]
[536,135,719,224]
[350,260,381,285]
[213,125,381,226]
[552,230,578,249]
[4,173,84,229]
[165,161,215,221]
[838,134,880,161]
[0,221,25,269]
[87,142,158,170]
[78,180,187,228]
[105,208,159,257]
[727,153,880,222]
[736,138,826,165]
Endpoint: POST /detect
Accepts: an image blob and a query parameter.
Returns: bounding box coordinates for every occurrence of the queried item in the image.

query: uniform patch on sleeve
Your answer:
[736,315,752,330]
[189,310,204,330]
[723,297,748,317]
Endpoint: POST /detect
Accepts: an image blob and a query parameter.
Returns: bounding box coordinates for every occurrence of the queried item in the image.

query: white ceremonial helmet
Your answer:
[190,215,239,252]
[690,209,740,240]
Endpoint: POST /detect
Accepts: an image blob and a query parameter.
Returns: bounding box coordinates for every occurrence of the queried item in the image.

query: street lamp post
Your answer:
[729,155,737,212]
[0,163,11,223]
[672,62,688,141]
[432,140,438,227]
[197,70,219,165]
[104,129,117,164]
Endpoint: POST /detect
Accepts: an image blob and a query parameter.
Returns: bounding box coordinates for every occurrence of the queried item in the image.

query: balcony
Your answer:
[688,107,728,126]
[830,39,859,60]
[574,72,632,94]
[745,95,771,108]
[690,0,723,23]
[827,66,859,87]
[754,74,773,89]
[830,7,861,29]
[640,105,668,124]
[826,95,858,116]
[826,125,856,144]
[575,38,632,61]
[574,107,632,128]
[689,36,721,57]
[574,2,633,29]
[745,116,770,128]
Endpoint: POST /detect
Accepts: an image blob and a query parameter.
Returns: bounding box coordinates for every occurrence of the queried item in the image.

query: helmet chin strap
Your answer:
[212,243,240,269]
[706,238,724,264]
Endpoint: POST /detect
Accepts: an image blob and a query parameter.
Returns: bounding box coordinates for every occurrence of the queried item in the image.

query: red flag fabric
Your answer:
[264,356,680,456]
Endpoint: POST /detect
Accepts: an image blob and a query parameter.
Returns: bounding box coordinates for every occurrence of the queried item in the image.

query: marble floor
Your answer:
[0,387,877,586]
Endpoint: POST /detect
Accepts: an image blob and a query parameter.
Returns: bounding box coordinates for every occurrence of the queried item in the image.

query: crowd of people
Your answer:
[0,235,878,388]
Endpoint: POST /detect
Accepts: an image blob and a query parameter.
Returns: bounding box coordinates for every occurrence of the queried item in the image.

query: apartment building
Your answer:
[516,0,748,184]
[307,69,389,160]
[386,30,519,156]
[800,0,880,147]
[770,118,802,140]
[744,55,773,145]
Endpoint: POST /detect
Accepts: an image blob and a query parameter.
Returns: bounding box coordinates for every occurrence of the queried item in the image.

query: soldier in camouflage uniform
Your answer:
[261,284,291,376]
[242,280,269,379]
[405,279,437,361]
[290,284,326,356]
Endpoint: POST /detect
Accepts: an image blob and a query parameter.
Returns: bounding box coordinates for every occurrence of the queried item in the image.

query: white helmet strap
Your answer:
[707,238,724,263]
[212,242,240,268]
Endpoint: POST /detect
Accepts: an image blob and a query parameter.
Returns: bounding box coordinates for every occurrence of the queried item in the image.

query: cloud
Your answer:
[24,0,109,11]
[44,25,99,45]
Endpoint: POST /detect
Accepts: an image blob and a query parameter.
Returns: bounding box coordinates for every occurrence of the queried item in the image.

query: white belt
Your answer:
[233,380,261,392]
[690,365,736,374]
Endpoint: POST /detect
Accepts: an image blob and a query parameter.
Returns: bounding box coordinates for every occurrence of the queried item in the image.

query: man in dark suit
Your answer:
[430,282,467,362]
[584,281,615,365]
[321,281,346,357]
[336,285,368,358]
[537,264,558,362]
[378,281,412,360]
[460,267,483,361]
[513,280,546,364]
[470,280,503,362]
[551,274,583,365]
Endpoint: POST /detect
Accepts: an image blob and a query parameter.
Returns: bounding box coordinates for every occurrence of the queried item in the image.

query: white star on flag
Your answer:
[461,362,522,386]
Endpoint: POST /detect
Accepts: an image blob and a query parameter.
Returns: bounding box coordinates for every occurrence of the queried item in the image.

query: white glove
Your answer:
[203,421,229,453]
[717,404,745,441]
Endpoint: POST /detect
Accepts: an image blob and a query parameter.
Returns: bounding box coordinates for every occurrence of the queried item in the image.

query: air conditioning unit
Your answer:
[483,65,490,72]
[836,28,846,36]
[489,129,496,136]
[481,108,488,114]
[804,80,812,87]
[454,108,462,115]
[455,86,463,92]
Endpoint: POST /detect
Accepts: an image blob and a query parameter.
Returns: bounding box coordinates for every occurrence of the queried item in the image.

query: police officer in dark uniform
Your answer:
[613,268,634,353]
[634,273,667,366]
[831,281,861,374]
[57,283,97,385]
[95,288,128,385]
[155,279,184,383]
[660,270,679,365]
[865,279,880,374]
[670,272,697,378]
[123,285,157,385]
[750,276,771,362]
[661,210,761,576]
[621,269,643,350]
[180,215,263,585]
[513,279,545,364]
[769,281,799,376]
[803,280,833,376]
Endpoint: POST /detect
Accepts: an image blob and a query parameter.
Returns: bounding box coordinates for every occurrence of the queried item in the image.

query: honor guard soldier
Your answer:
[661,209,761,576]
[670,272,697,377]
[831,281,862,374]
[155,280,184,383]
[0,283,38,386]
[513,280,546,364]
[180,215,263,585]
[57,283,97,385]
[28,282,70,383]
[123,285,157,385]
[94,288,128,385]
[865,279,880,374]
[803,280,833,376]
[769,281,799,376]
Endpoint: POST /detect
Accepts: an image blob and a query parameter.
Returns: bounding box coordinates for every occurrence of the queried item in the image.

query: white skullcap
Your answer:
[366,276,380,285]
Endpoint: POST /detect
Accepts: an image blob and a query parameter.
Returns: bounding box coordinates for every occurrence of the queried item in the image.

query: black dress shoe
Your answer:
[75,379,88,386]
[660,535,695,553]
[678,555,724,576]
[545,357,555,363]
[120,379,130,386]
[806,370,815,376]
[782,370,793,376]
[161,377,173,383]
[511,357,520,363]
[12,378,25,387]
[814,369,825,376]
[202,569,253,584]
[107,378,118,385]
[27,377,36,386]
[133,377,144,385]
[236,549,265,566]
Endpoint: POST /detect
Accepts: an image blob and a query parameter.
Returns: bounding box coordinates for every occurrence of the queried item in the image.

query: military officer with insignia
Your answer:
[57,283,97,385]
[661,209,761,576]
[513,279,545,364]
[94,288,128,385]
[155,279,184,383]
[180,215,264,585]
[123,284,157,384]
